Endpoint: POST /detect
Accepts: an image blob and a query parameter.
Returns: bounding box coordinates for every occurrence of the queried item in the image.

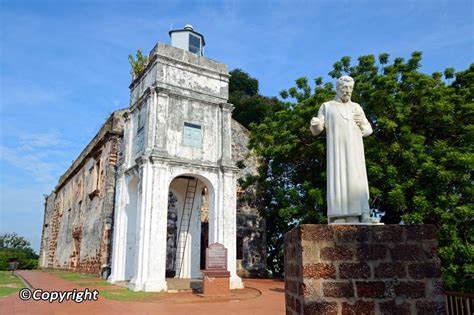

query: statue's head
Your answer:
[336,76,354,103]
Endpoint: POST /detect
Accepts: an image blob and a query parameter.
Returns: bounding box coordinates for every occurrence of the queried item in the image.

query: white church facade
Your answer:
[39,26,265,292]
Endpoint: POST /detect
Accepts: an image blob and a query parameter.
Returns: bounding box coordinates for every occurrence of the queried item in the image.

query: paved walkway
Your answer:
[0,271,285,314]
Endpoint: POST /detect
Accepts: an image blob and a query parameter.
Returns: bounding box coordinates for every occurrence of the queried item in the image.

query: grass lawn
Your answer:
[0,271,24,297]
[42,269,163,301]
[99,288,164,301]
[77,281,113,287]
[43,269,105,282]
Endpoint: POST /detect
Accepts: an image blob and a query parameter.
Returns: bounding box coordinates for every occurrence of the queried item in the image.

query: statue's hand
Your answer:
[353,112,363,126]
[311,117,321,126]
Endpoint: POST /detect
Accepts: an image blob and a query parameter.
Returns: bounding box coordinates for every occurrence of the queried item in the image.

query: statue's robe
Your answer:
[311,100,373,221]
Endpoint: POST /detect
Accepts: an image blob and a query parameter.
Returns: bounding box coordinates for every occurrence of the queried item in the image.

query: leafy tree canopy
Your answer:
[0,233,38,270]
[229,68,259,97]
[245,52,473,292]
[0,233,32,250]
[229,69,284,129]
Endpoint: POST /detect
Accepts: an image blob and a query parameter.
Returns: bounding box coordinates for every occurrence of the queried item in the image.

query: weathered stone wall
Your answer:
[125,42,230,170]
[39,110,127,275]
[284,224,445,315]
[39,111,266,278]
[232,119,267,277]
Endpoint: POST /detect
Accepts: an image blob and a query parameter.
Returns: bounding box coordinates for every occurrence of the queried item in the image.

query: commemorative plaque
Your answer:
[202,243,230,295]
[206,243,227,270]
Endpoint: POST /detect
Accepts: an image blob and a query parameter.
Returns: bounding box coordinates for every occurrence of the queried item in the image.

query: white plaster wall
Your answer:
[130,63,158,105]
[130,43,228,104]
[109,170,140,283]
[164,98,220,163]
[159,62,224,97]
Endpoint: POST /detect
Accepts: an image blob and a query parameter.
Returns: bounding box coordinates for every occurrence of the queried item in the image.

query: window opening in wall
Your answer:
[189,34,201,54]
[88,158,101,200]
[182,122,202,148]
[200,222,209,270]
[95,159,101,190]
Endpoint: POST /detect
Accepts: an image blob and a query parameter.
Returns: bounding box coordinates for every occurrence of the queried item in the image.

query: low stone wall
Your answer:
[284,224,446,315]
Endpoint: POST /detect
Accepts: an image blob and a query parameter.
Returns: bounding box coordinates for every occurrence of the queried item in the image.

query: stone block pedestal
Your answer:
[202,270,230,295]
[284,224,446,315]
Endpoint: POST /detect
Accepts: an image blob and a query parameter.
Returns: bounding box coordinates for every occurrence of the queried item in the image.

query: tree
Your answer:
[0,233,39,270]
[246,53,473,292]
[229,69,284,129]
[229,68,259,97]
[128,48,149,80]
[0,233,31,250]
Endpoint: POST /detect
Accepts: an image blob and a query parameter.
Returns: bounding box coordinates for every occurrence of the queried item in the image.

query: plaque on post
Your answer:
[202,243,230,295]
[206,243,227,270]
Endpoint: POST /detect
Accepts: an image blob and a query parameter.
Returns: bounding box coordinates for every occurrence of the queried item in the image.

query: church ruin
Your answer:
[39,25,266,291]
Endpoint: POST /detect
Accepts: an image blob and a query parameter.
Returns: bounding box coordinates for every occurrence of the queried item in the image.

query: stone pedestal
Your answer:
[284,225,446,315]
[202,270,230,295]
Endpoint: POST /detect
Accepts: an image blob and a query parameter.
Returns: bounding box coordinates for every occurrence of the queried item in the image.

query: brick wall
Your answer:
[39,110,127,276]
[202,271,230,295]
[284,225,446,315]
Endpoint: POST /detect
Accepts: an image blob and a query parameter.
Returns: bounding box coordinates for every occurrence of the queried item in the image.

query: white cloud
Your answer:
[0,83,63,108]
[0,145,58,183]
[0,130,71,184]
[18,132,62,148]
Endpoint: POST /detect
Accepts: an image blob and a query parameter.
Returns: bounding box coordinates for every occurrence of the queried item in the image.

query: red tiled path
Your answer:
[0,271,285,315]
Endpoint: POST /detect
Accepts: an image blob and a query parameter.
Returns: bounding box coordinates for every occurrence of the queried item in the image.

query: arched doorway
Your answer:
[166,175,213,279]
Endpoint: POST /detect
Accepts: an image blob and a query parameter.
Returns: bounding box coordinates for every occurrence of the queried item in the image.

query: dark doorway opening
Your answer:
[200,222,208,270]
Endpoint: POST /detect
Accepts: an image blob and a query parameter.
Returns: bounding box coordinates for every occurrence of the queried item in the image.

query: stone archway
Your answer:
[166,174,214,279]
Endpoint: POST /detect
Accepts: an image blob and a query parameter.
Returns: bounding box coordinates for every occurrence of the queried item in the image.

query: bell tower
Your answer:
[109,25,242,292]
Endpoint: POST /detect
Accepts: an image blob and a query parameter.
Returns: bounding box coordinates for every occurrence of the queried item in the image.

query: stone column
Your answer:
[207,177,218,248]
[142,160,168,291]
[154,87,170,155]
[219,103,233,166]
[221,166,243,289]
[123,112,134,169]
[108,173,126,283]
[108,113,132,283]
[128,157,154,291]
[144,88,156,151]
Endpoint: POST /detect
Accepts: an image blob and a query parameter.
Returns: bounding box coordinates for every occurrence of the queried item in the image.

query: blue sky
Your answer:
[0,0,472,252]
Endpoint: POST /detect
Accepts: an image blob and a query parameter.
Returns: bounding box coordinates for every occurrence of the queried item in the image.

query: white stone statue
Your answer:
[310,76,379,224]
